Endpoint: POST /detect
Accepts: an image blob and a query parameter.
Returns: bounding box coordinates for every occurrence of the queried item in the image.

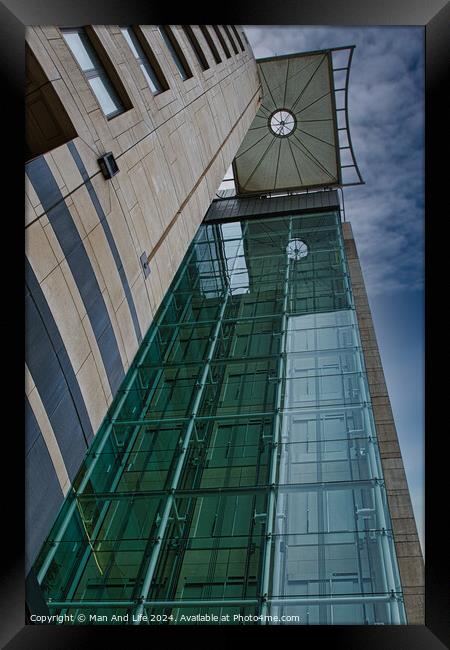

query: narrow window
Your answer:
[222,25,239,55]
[158,26,193,81]
[212,26,231,59]
[61,27,130,119]
[182,26,209,71]
[199,26,222,64]
[120,26,168,94]
[231,26,246,52]
[25,45,77,161]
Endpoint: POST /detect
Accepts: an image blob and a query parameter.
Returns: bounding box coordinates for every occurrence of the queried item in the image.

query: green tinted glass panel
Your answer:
[33,211,405,624]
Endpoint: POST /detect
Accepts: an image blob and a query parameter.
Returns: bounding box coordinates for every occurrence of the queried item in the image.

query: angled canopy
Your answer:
[233,50,342,195]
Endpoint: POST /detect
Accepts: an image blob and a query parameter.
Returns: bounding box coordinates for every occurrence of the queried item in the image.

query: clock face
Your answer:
[286,239,308,261]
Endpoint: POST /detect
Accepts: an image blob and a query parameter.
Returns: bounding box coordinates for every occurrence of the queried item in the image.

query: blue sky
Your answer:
[243,26,425,551]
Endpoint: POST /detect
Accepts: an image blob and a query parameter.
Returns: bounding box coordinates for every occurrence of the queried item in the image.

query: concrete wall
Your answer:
[25,25,260,571]
[343,221,425,624]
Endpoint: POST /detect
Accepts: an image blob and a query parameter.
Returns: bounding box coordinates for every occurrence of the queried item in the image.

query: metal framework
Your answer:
[34,208,404,625]
[330,46,364,187]
[231,46,364,197]
[132,225,248,623]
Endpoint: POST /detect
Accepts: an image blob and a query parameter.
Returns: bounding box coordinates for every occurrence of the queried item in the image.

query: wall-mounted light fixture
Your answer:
[98,152,119,179]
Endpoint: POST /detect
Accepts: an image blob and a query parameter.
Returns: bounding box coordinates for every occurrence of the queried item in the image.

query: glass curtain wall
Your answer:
[33,209,406,625]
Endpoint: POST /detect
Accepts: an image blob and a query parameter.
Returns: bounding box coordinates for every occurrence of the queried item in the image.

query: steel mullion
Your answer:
[47,593,396,609]
[73,477,379,502]
[259,216,292,621]
[72,293,196,608]
[36,245,199,586]
[131,222,249,623]
[50,291,197,610]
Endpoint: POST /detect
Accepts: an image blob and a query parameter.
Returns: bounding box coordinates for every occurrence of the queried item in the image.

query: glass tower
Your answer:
[34,207,406,625]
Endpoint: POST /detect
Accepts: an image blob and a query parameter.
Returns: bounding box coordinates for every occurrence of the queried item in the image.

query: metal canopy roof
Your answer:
[233,47,363,196]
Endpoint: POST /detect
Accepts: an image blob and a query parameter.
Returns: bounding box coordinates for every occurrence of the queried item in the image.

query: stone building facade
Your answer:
[342,222,424,623]
[25,24,260,572]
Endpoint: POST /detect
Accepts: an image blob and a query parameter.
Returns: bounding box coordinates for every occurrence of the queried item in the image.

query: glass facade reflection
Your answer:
[34,210,406,624]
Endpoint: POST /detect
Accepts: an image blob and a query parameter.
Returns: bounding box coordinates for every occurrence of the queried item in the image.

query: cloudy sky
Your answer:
[243,26,425,550]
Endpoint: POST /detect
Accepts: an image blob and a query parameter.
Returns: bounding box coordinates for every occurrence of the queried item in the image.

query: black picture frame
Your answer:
[3,1,448,647]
